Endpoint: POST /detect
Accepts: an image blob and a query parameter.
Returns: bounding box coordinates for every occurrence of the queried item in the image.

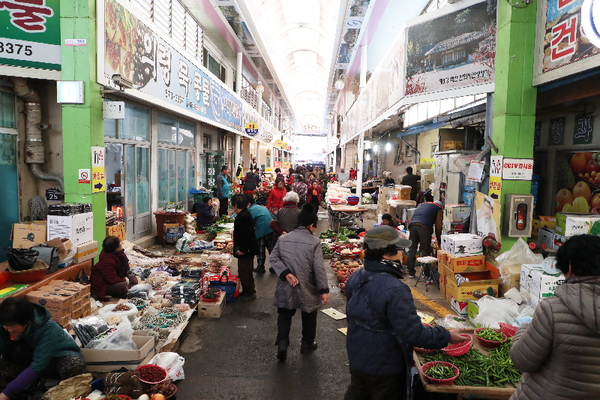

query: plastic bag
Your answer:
[471,295,533,329]
[495,238,543,267]
[85,318,137,350]
[434,314,472,329]
[40,372,93,400]
[71,315,111,347]
[5,247,39,271]
[98,302,138,322]
[149,352,185,382]
[128,283,153,299]
[58,247,76,269]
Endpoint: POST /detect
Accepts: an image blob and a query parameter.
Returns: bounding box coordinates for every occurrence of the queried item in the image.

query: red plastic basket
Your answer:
[200,289,222,302]
[499,322,518,338]
[421,361,460,385]
[414,323,436,354]
[137,364,167,384]
[442,334,473,356]
[474,328,508,348]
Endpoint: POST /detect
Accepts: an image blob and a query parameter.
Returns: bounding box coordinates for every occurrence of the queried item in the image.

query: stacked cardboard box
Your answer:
[441,234,483,257]
[47,211,98,263]
[26,280,92,329]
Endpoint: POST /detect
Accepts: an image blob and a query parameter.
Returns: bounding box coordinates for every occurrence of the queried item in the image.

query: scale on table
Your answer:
[542,256,561,275]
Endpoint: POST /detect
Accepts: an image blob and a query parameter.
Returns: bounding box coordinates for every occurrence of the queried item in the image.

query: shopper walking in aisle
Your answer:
[292,174,308,207]
[306,180,322,212]
[231,194,259,301]
[196,196,218,229]
[319,167,328,193]
[270,204,330,361]
[269,191,301,274]
[406,200,443,279]
[216,165,231,217]
[250,157,258,172]
[90,236,138,301]
[400,167,420,201]
[344,226,466,400]
[267,177,287,214]
[0,298,86,400]
[509,234,600,400]
[246,195,274,274]
[242,168,260,196]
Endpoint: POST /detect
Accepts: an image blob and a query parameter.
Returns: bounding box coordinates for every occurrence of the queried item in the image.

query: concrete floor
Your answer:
[173,211,454,399]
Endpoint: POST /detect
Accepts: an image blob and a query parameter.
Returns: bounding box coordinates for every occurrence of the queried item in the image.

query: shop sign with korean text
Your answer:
[502,158,534,181]
[489,155,503,200]
[98,0,242,133]
[0,0,61,71]
[534,0,600,85]
[91,146,105,193]
[573,114,594,145]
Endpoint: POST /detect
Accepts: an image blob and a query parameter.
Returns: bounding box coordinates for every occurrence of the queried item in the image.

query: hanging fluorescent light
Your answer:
[372,144,379,153]
[385,142,392,152]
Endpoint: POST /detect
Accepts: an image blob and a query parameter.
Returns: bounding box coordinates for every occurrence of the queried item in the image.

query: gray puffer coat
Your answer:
[510,280,600,400]
[269,226,329,313]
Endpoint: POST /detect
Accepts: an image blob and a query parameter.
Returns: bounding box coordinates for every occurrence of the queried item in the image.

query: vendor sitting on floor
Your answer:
[196,196,218,229]
[0,298,86,400]
[90,236,138,301]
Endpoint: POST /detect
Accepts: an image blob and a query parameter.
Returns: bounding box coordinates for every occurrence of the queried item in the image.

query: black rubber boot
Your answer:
[300,341,318,354]
[277,340,289,361]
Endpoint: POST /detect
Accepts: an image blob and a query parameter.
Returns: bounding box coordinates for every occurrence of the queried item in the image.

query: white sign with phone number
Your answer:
[0,37,60,64]
[502,158,534,181]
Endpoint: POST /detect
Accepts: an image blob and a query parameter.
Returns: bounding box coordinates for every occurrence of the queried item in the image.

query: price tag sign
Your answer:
[46,187,62,201]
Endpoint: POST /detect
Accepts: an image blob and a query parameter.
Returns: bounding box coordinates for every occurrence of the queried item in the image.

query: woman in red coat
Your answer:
[90,236,138,301]
[267,177,287,214]
[306,180,322,212]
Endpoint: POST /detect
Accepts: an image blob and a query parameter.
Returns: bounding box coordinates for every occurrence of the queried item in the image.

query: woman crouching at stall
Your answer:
[90,236,138,301]
[0,298,86,400]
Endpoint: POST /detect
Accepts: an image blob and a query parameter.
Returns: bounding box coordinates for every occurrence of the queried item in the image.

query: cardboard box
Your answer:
[11,222,47,248]
[555,213,600,237]
[106,222,126,241]
[445,266,502,302]
[47,280,91,295]
[81,301,91,315]
[442,234,483,257]
[437,250,448,266]
[450,297,469,317]
[71,307,82,320]
[51,314,70,327]
[467,300,481,328]
[198,292,226,318]
[532,216,556,236]
[81,335,156,372]
[71,298,82,310]
[444,204,471,222]
[42,238,73,260]
[498,264,522,297]
[439,275,447,298]
[74,240,98,263]
[520,264,544,293]
[529,269,565,302]
[163,223,184,241]
[538,227,567,250]
[40,285,81,301]
[26,290,72,311]
[446,254,485,273]
[48,307,71,319]
[47,212,94,245]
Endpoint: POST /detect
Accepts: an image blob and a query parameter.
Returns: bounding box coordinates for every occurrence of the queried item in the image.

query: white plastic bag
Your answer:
[472,296,520,329]
[434,314,471,329]
[495,238,543,267]
[149,352,185,382]
[85,318,137,350]
[98,302,138,322]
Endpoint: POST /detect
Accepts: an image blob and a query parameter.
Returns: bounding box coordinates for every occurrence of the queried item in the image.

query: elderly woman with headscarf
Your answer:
[383,171,395,187]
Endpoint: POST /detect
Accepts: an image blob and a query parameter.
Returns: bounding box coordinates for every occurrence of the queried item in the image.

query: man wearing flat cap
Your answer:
[344,226,466,400]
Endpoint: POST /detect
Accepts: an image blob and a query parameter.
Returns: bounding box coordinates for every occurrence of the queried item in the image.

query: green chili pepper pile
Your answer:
[476,328,505,342]
[423,339,521,388]
[425,364,455,380]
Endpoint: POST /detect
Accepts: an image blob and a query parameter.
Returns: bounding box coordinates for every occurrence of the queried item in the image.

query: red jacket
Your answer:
[267,187,286,214]
[306,185,322,205]
[90,251,126,300]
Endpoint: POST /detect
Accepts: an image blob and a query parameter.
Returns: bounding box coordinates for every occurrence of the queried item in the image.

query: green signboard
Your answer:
[0,0,61,70]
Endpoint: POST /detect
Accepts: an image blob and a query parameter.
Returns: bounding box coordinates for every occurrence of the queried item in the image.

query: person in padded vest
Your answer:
[406,200,443,278]
[344,226,466,400]
[242,169,259,195]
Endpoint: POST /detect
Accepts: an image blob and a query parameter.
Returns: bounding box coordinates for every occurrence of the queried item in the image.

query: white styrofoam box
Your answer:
[47,212,94,245]
[445,234,483,257]
[538,228,567,250]
[520,264,544,293]
[555,213,600,237]
[528,269,565,301]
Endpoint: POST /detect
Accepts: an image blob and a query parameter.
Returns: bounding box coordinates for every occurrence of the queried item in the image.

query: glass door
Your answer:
[123,145,151,241]
[0,134,18,261]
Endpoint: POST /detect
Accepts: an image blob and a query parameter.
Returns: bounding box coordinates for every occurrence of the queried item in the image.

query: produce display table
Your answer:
[0,260,93,303]
[328,205,369,231]
[413,329,516,400]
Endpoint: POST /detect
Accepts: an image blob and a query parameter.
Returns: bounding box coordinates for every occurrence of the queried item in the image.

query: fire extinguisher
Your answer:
[516,204,527,230]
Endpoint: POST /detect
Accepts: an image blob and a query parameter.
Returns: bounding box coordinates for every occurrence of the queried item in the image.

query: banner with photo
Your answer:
[404,0,496,101]
[100,0,242,132]
[475,191,501,240]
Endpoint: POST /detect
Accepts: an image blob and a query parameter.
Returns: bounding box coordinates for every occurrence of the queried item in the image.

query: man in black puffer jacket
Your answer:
[344,226,466,400]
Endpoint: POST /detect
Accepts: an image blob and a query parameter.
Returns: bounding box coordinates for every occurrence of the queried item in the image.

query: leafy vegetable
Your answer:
[319,229,336,239]
[205,225,229,240]
[217,215,235,224]
[321,243,333,255]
